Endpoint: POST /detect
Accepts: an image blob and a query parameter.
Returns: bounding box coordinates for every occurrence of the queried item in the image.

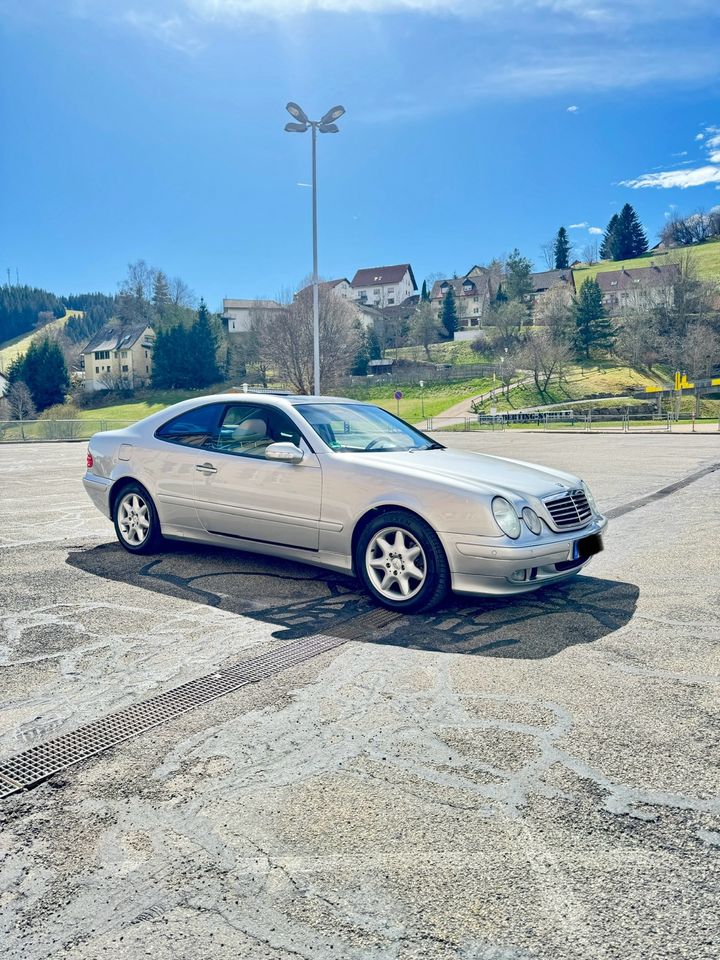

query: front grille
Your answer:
[543,489,592,529]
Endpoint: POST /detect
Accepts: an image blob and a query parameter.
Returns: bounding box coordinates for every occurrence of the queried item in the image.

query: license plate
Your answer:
[572,533,603,561]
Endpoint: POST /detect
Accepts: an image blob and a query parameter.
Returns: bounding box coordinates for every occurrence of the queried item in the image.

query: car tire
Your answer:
[355,510,450,613]
[112,483,164,555]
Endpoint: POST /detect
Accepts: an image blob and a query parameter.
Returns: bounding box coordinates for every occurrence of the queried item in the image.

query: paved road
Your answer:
[1,436,719,960]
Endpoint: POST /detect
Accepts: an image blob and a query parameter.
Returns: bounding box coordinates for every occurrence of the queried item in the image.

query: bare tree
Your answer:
[532,285,573,342]
[169,276,197,309]
[582,241,598,265]
[6,381,36,439]
[539,239,556,271]
[683,323,720,381]
[255,286,361,394]
[517,330,572,397]
[489,300,527,350]
[119,260,155,301]
[615,306,657,369]
[408,301,442,360]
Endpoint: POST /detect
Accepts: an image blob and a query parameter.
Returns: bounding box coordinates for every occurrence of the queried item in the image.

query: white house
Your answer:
[350,264,417,308]
[223,299,284,334]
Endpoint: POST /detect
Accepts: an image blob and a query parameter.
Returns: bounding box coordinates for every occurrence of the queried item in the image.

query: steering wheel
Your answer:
[365,434,401,451]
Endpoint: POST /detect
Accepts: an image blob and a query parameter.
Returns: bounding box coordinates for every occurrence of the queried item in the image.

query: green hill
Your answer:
[572,238,720,286]
[0,311,82,373]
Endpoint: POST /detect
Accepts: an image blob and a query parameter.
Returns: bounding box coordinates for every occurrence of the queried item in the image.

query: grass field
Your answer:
[477,363,666,413]
[0,310,82,372]
[572,238,720,286]
[344,377,496,422]
[384,340,490,364]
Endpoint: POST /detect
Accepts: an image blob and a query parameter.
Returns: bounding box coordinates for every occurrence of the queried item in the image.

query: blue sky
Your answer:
[1,0,719,311]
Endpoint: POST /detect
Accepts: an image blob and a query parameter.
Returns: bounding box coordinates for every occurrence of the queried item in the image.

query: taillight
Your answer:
[86,451,94,469]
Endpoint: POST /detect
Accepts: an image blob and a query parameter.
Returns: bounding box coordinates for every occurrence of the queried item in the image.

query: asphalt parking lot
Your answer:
[1,433,719,960]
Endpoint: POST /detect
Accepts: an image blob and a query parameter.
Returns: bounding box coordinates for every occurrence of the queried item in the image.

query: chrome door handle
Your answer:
[195,462,217,474]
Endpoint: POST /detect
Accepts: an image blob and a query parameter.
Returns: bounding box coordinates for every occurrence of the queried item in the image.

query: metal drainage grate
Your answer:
[0,607,399,799]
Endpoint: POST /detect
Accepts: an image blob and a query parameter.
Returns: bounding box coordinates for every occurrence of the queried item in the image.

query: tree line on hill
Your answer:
[0,285,66,343]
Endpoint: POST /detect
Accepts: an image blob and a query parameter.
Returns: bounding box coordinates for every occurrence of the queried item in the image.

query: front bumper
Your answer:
[83,473,113,519]
[441,515,608,596]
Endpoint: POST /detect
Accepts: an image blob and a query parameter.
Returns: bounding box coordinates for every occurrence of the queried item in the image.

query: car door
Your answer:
[193,402,322,551]
[150,402,226,531]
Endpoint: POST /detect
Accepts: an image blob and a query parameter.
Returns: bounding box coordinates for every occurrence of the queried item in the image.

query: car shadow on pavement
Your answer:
[67,542,638,660]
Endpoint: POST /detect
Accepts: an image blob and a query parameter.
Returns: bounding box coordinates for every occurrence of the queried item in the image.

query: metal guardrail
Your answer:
[0,419,136,442]
[425,413,720,433]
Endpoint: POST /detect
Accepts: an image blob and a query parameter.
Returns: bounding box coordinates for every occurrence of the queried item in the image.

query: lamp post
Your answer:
[284,101,345,396]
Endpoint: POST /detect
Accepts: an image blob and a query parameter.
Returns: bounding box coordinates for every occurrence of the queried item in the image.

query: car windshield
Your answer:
[296,402,443,453]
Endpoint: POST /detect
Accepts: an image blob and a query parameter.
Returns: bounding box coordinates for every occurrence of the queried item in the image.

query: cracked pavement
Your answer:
[1,433,719,959]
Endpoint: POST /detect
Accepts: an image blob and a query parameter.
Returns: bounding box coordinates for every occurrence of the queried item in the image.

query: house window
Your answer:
[95,366,99,374]
[94,350,110,360]
[388,287,394,293]
[473,296,479,302]
[373,288,380,294]
[122,365,129,372]
[388,298,395,305]
[473,308,479,314]
[145,351,148,358]
[146,366,149,373]
[121,350,128,358]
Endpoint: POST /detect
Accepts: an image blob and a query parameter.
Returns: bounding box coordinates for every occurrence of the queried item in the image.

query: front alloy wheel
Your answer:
[113,484,163,554]
[356,510,449,613]
[366,527,427,601]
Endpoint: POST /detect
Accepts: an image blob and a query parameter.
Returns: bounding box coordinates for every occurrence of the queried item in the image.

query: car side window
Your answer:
[155,403,224,449]
[214,404,302,458]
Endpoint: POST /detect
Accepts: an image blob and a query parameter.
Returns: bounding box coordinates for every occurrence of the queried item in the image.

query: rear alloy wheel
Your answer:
[356,511,449,613]
[113,484,163,555]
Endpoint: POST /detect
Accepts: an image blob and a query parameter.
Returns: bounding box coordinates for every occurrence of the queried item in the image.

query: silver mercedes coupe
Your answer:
[83,393,607,612]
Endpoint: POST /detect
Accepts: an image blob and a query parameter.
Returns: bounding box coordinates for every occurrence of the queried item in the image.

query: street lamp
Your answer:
[284,101,346,396]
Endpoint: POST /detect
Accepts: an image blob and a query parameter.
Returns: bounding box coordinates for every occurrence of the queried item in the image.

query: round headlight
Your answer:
[522,506,542,535]
[582,481,599,516]
[492,497,521,539]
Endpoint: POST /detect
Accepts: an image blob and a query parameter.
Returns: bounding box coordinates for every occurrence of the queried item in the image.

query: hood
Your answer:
[348,448,582,501]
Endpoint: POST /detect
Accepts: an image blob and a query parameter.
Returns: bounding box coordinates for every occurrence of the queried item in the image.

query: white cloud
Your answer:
[672,150,688,157]
[566,105,579,113]
[185,0,717,19]
[620,166,720,189]
[569,221,587,229]
[296,182,312,187]
[122,9,205,52]
[588,226,603,234]
[620,123,720,190]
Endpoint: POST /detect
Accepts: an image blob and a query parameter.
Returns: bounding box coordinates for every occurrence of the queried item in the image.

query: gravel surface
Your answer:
[1,434,718,960]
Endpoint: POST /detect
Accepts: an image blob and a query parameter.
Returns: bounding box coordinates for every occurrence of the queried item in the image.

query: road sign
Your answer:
[394,391,403,400]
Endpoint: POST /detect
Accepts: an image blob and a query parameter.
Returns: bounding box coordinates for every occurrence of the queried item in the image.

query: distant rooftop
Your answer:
[351,264,417,290]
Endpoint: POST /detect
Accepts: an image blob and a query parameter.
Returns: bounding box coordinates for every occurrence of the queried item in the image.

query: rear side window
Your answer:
[155,404,224,448]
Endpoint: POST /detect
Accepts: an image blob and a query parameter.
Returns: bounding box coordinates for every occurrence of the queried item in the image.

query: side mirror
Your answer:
[265,441,304,464]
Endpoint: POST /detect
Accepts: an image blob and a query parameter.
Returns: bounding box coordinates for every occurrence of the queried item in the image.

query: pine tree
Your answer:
[573,279,615,358]
[504,249,534,305]
[152,271,171,313]
[439,286,458,337]
[188,299,220,388]
[420,279,429,302]
[600,214,620,260]
[620,203,648,257]
[11,337,69,410]
[553,227,571,269]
